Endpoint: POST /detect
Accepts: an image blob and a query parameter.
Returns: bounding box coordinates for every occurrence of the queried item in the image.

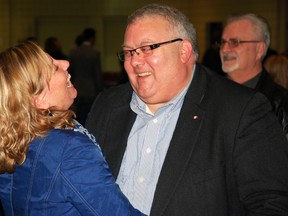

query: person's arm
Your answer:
[61,132,146,216]
[234,93,288,214]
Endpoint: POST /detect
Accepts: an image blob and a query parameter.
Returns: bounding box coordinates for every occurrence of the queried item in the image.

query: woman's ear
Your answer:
[179,40,193,63]
[33,95,49,109]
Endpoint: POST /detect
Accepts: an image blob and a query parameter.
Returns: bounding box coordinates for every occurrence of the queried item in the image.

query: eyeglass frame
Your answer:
[117,38,183,61]
[217,38,261,49]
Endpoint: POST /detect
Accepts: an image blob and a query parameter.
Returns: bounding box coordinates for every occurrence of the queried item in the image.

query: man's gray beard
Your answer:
[222,62,239,74]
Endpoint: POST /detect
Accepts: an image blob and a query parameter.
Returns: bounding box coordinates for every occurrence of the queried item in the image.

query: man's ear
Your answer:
[33,95,49,109]
[256,42,266,60]
[179,40,193,63]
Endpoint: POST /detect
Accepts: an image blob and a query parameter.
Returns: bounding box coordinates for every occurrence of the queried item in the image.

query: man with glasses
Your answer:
[86,4,288,216]
[220,13,288,137]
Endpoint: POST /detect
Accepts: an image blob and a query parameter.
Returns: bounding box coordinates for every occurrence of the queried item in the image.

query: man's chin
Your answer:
[222,64,238,74]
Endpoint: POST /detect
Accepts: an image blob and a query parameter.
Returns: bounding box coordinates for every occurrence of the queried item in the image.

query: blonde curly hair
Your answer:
[0,41,76,173]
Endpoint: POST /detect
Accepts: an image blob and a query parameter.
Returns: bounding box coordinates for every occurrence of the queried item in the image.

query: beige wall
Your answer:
[0,0,10,49]
[0,0,287,73]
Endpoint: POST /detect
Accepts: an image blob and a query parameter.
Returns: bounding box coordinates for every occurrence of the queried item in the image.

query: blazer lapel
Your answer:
[103,89,136,177]
[150,64,207,216]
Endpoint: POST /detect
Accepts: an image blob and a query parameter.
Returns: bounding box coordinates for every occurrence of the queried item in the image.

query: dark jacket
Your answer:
[86,64,288,216]
[256,70,288,135]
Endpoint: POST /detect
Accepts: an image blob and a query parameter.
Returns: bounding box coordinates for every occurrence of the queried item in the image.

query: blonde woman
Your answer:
[0,42,145,216]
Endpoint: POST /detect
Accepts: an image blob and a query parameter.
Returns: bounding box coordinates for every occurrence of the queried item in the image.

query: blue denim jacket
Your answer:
[0,123,145,216]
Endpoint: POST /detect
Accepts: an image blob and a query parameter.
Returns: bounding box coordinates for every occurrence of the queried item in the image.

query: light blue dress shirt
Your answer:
[116,66,195,215]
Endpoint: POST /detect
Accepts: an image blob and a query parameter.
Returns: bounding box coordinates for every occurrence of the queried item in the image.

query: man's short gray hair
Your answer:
[127,3,199,60]
[226,13,271,54]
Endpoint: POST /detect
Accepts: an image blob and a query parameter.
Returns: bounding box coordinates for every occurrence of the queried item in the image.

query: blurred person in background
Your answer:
[220,13,288,136]
[264,54,288,89]
[44,36,68,60]
[202,24,225,76]
[69,28,103,124]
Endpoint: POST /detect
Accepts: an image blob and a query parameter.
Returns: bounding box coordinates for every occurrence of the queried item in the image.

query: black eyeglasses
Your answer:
[117,38,183,61]
[217,38,261,49]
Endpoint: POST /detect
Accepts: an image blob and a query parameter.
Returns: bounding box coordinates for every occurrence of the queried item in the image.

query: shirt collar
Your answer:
[242,72,261,88]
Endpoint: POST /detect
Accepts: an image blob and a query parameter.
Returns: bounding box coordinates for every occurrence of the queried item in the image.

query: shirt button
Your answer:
[138,176,145,183]
[146,147,152,154]
[153,118,158,123]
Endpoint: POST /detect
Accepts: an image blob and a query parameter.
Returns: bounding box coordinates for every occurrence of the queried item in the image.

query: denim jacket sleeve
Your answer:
[54,129,145,216]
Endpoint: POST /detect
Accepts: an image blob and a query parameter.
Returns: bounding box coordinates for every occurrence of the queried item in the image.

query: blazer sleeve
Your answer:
[59,133,146,216]
[233,92,288,214]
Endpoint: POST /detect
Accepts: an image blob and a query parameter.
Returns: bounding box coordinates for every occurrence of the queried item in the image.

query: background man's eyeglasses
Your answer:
[217,38,261,49]
[117,38,183,61]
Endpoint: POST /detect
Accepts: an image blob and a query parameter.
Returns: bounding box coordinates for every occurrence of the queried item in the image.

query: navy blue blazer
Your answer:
[86,64,288,216]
